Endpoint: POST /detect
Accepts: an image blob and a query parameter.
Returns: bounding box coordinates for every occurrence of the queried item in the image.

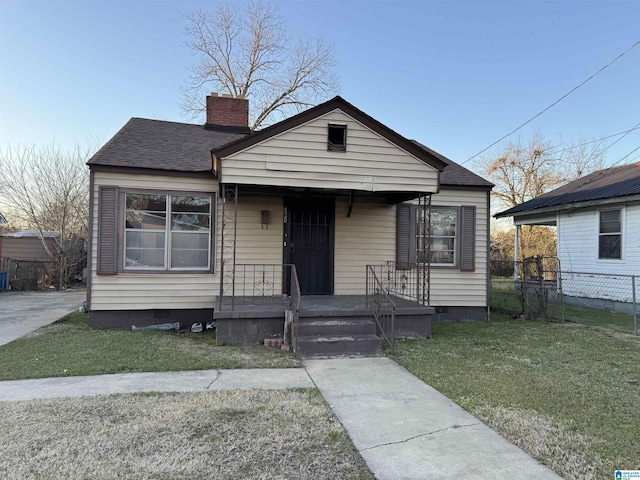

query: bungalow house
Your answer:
[87,95,493,355]
[496,162,640,309]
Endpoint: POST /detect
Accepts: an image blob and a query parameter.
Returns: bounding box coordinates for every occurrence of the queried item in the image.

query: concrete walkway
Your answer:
[305,357,561,480]
[0,368,314,402]
[0,358,562,479]
[0,290,86,346]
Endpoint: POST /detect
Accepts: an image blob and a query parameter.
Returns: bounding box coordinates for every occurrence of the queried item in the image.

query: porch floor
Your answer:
[215,295,433,320]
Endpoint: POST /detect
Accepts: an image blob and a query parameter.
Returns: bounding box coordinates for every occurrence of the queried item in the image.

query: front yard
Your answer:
[394,315,640,479]
[0,312,299,381]
[0,389,373,480]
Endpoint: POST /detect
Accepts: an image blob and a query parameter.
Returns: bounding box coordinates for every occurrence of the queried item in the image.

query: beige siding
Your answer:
[334,189,488,307]
[91,170,488,309]
[222,109,439,193]
[334,198,396,294]
[428,189,489,307]
[90,171,283,310]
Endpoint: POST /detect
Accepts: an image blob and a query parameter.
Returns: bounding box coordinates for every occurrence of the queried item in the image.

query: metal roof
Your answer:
[496,162,640,218]
[1,230,58,238]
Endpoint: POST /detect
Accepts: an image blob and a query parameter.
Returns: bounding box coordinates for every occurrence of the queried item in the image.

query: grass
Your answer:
[0,389,374,480]
[0,312,300,381]
[394,315,640,479]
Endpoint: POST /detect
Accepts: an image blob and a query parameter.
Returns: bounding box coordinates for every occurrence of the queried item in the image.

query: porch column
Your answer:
[513,224,520,281]
[218,184,238,310]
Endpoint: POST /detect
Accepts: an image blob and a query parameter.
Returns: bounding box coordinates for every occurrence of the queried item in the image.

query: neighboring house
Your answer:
[87,94,493,350]
[0,231,59,261]
[496,162,640,306]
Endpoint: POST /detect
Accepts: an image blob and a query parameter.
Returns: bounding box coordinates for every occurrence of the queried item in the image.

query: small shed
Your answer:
[0,231,58,261]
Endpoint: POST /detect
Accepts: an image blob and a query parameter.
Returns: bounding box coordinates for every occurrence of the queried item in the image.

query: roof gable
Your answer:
[217,107,442,194]
[213,96,447,172]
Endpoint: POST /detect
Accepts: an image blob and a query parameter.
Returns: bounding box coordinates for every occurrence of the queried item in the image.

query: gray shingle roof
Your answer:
[87,118,249,172]
[411,141,494,188]
[87,115,494,192]
[496,162,640,217]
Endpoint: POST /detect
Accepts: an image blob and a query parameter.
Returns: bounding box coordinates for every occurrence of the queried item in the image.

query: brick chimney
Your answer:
[206,92,249,128]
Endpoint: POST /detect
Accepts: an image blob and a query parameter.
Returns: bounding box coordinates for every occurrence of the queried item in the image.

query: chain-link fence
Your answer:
[490,258,638,335]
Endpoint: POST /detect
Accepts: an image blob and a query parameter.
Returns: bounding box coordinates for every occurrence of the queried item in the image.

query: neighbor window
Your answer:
[327,124,347,151]
[124,193,212,270]
[598,209,622,259]
[416,207,457,265]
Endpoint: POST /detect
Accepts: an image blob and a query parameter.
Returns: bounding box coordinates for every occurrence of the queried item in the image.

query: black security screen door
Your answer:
[284,198,334,295]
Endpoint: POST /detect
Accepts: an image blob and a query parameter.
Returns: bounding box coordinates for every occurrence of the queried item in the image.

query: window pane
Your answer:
[126,193,166,211]
[431,237,455,252]
[600,210,621,234]
[126,211,166,229]
[430,250,454,264]
[171,214,209,231]
[171,232,209,268]
[125,248,165,268]
[172,232,209,250]
[171,195,210,213]
[125,232,165,268]
[599,235,621,259]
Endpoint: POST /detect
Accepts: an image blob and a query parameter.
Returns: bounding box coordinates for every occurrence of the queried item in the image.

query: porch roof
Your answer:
[229,184,432,204]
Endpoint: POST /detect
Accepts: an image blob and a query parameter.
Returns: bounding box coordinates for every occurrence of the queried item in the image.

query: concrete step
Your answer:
[296,317,377,337]
[296,334,383,358]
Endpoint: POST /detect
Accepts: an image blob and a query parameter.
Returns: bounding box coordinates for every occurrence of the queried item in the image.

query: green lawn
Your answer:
[0,312,299,381]
[394,316,640,479]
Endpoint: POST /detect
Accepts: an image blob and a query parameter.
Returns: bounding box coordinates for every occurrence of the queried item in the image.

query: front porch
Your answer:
[214,294,434,356]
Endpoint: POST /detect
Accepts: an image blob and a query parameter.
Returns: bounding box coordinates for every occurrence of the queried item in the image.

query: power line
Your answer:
[610,144,640,167]
[597,121,640,157]
[544,125,640,155]
[463,39,640,165]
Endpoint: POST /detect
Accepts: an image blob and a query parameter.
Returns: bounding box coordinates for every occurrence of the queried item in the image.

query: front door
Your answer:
[284,198,334,295]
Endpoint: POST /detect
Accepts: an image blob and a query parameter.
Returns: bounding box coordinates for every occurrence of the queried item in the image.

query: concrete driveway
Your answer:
[0,290,86,346]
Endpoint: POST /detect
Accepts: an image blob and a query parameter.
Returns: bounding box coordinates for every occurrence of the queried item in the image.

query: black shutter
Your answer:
[460,205,476,272]
[396,204,416,269]
[97,186,118,275]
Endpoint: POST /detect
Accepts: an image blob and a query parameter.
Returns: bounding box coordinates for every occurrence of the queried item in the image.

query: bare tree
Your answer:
[181,1,339,129]
[557,136,607,181]
[479,133,606,261]
[479,132,607,213]
[0,143,92,287]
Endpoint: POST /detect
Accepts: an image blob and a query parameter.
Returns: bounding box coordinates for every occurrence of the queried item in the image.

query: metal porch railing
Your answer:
[367,261,430,305]
[366,265,397,354]
[289,264,301,354]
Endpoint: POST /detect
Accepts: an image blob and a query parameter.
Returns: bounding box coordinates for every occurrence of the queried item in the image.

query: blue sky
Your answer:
[1,0,639,171]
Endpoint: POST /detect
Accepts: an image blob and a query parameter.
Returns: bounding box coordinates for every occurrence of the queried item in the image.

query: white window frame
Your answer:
[597,207,623,261]
[124,192,213,272]
[417,206,458,266]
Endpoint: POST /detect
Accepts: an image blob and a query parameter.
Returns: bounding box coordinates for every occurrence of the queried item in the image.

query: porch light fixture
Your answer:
[261,210,270,229]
